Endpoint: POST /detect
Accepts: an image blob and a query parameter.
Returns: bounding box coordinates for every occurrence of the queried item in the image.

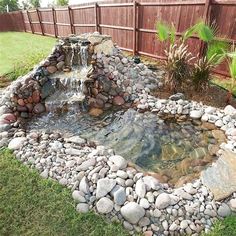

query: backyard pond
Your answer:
[27,106,223,187]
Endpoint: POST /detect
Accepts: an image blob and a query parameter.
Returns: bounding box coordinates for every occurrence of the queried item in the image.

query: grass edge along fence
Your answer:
[1,0,236,78]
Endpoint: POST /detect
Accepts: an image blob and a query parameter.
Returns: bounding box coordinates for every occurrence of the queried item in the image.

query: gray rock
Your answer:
[8,137,27,150]
[217,203,231,217]
[96,197,114,214]
[65,136,86,145]
[120,202,145,224]
[180,220,188,229]
[201,149,236,200]
[109,155,127,169]
[169,93,185,101]
[77,158,96,171]
[138,217,150,227]
[76,203,89,213]
[135,179,146,198]
[72,190,86,203]
[79,176,90,194]
[190,110,203,119]
[113,186,126,205]
[96,178,116,198]
[140,198,150,209]
[155,193,171,209]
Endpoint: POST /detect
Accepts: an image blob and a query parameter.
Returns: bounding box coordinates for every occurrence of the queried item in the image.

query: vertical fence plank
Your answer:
[133,1,137,55]
[52,8,57,38]
[21,11,26,32]
[68,6,74,34]
[95,3,99,32]
[37,8,44,35]
[27,10,34,33]
[200,0,212,56]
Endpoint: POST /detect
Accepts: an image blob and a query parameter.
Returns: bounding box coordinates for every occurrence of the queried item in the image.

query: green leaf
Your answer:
[170,23,176,45]
[206,40,228,65]
[182,24,197,42]
[156,22,170,42]
[229,55,236,80]
[197,22,214,42]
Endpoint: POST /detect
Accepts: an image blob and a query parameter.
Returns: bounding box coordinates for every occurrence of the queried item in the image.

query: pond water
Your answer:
[27,108,222,186]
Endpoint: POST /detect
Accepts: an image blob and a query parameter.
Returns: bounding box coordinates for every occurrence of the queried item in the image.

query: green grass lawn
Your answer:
[0,149,128,236]
[0,32,56,76]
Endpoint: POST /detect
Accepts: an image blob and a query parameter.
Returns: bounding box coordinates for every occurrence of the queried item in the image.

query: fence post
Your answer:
[68,6,74,35]
[26,10,34,34]
[20,11,26,32]
[36,8,44,36]
[200,0,212,57]
[133,1,137,55]
[94,3,99,33]
[52,8,57,38]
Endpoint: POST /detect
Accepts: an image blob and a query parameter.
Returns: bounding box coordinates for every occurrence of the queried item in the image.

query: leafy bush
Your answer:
[6,52,47,81]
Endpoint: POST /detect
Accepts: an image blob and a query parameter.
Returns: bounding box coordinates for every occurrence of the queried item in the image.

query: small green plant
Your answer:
[6,52,47,81]
[156,21,194,90]
[192,40,228,90]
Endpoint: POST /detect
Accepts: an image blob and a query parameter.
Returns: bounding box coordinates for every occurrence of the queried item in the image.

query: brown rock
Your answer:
[27,97,33,104]
[89,108,103,117]
[201,122,216,130]
[92,88,99,96]
[17,99,25,106]
[148,172,169,183]
[56,61,65,70]
[113,96,125,106]
[33,103,46,114]
[32,90,40,103]
[47,65,57,74]
[212,129,227,142]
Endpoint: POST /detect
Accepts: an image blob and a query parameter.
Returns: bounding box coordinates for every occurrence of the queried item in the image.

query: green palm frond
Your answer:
[196,21,215,42]
[206,40,228,65]
[156,21,170,42]
[182,24,197,42]
[229,54,236,80]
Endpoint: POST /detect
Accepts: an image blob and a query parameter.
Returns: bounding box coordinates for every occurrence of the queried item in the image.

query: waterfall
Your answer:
[80,45,88,67]
[70,43,76,68]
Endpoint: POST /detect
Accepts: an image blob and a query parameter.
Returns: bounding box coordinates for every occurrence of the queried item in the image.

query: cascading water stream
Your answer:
[44,42,91,113]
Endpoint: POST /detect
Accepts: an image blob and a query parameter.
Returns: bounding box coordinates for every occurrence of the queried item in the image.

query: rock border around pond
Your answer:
[0,32,236,235]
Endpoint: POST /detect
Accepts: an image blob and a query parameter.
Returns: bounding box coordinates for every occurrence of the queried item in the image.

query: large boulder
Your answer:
[201,148,236,200]
[8,137,27,150]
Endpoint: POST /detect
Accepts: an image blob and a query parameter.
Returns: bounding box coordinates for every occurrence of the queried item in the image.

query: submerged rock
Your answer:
[89,108,103,117]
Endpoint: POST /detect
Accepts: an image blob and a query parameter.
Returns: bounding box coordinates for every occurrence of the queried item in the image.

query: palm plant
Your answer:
[192,40,228,90]
[156,20,228,91]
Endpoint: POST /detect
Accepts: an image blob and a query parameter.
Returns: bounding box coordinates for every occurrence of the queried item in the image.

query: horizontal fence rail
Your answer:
[0,0,236,77]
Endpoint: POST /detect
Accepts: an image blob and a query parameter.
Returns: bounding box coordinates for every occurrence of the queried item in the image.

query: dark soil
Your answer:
[154,82,236,109]
[0,76,11,88]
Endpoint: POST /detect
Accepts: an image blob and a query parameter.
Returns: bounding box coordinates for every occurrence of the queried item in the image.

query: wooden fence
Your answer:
[0,0,236,77]
[0,11,25,32]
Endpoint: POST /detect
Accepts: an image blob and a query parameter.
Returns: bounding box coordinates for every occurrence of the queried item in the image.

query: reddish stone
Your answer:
[26,103,33,112]
[17,99,25,106]
[27,97,33,104]
[0,113,16,123]
[33,103,46,114]
[47,65,57,74]
[113,96,125,106]
[144,231,153,236]
[32,90,40,103]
